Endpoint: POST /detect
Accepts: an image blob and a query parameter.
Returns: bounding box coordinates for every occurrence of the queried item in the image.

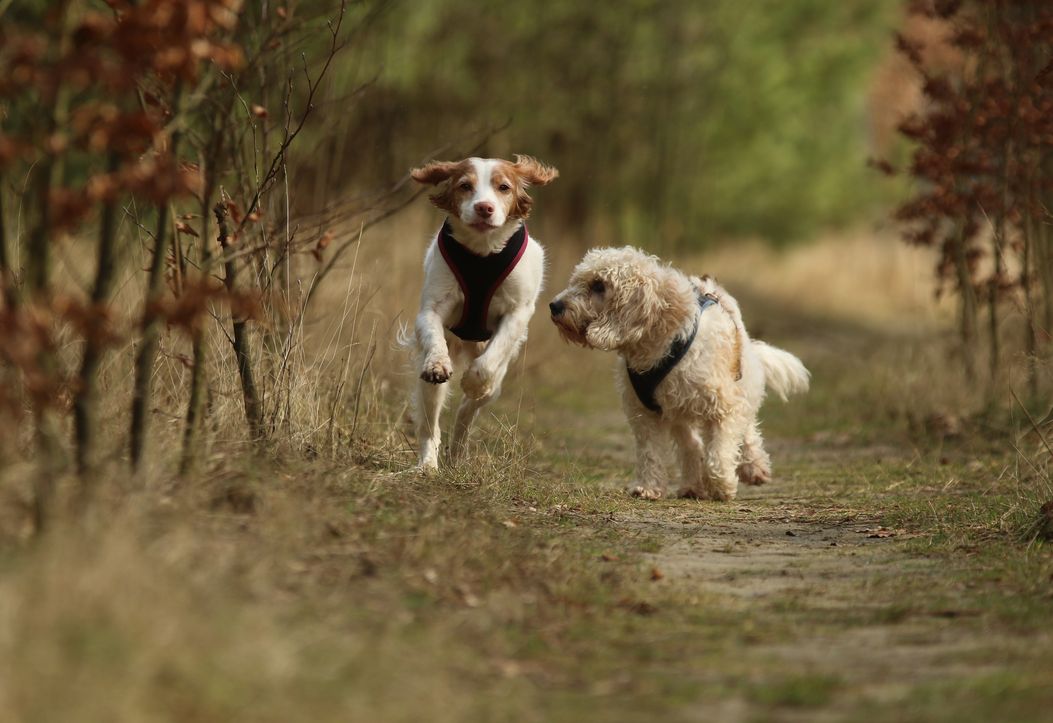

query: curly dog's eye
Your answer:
[589,279,606,295]
[459,181,473,192]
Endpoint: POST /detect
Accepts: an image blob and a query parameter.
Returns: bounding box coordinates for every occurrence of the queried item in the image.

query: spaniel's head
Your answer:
[410,155,558,232]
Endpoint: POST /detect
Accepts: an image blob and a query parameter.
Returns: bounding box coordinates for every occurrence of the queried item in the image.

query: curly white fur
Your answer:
[549,246,809,501]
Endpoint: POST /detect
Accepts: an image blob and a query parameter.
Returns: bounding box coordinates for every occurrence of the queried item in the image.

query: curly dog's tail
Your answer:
[752,341,810,401]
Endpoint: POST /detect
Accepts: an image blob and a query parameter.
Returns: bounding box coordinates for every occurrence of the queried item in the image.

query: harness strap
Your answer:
[437,219,528,342]
[627,294,717,414]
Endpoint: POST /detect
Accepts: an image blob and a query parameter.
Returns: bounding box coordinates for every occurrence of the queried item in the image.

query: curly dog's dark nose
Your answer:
[549,299,565,317]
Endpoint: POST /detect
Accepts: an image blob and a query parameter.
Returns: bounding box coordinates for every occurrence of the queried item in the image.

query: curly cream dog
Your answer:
[407,155,558,471]
[549,247,809,500]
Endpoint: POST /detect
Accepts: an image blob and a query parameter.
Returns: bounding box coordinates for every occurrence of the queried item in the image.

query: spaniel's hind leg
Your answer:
[449,341,494,462]
[414,373,449,472]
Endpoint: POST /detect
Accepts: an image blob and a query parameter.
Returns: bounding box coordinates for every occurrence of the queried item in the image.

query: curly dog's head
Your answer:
[548,246,697,354]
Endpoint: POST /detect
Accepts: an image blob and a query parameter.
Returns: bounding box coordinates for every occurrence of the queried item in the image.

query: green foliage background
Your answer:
[3,0,906,249]
[336,0,903,247]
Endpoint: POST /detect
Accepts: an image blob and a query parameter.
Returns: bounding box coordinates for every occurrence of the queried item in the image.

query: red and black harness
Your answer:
[437,219,528,342]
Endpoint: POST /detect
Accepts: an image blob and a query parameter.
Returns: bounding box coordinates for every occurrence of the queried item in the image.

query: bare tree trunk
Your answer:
[1040,155,1053,346]
[215,202,264,441]
[986,283,999,386]
[0,170,16,467]
[27,26,74,529]
[180,170,216,475]
[0,170,14,310]
[180,101,236,474]
[74,152,120,479]
[988,134,1013,389]
[953,222,978,381]
[1041,219,1053,345]
[1022,183,1039,401]
[129,201,172,469]
[130,88,183,470]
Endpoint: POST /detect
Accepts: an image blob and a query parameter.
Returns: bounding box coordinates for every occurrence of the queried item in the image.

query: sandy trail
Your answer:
[603,448,1003,720]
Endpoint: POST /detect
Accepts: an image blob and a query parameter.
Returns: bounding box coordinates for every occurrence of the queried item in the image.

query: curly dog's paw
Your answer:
[629,485,664,500]
[736,460,771,486]
[677,485,736,501]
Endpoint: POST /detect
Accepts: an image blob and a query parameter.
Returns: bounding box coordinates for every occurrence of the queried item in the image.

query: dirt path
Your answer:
[514,291,1051,720]
[582,436,1026,720]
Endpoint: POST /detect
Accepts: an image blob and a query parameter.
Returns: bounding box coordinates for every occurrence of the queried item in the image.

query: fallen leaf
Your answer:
[495,659,522,678]
[930,609,981,618]
[175,221,199,237]
[618,599,657,616]
[456,585,481,608]
[650,567,664,581]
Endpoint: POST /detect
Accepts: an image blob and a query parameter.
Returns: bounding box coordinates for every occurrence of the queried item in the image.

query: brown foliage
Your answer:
[892,0,1053,385]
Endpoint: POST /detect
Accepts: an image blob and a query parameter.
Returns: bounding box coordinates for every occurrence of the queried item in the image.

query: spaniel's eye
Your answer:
[589,279,606,294]
[459,182,473,192]
[498,183,511,192]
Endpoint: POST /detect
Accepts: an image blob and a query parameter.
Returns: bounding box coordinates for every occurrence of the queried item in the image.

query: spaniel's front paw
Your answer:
[420,355,453,384]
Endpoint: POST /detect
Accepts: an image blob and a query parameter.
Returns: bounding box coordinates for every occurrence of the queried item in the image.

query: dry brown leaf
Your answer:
[175,221,199,237]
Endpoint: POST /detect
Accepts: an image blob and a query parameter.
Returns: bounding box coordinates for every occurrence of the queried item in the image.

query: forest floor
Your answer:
[2,236,1052,722]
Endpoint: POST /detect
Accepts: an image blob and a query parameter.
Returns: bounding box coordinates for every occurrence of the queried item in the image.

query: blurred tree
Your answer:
[332,0,900,247]
[893,0,1053,394]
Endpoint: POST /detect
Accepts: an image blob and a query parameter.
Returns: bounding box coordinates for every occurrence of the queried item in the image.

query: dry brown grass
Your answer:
[696,230,953,329]
[1,212,1049,721]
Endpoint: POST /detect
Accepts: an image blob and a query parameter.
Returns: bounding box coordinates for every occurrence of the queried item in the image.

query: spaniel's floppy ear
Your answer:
[410,161,461,185]
[513,154,559,186]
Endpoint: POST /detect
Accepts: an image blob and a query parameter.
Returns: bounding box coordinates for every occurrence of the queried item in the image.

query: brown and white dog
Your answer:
[549,247,809,500]
[408,155,558,471]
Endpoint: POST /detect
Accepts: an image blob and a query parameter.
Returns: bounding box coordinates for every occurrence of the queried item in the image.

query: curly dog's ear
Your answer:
[584,314,625,351]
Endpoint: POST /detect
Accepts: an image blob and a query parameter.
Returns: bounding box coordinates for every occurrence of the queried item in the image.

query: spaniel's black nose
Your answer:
[549,300,565,317]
